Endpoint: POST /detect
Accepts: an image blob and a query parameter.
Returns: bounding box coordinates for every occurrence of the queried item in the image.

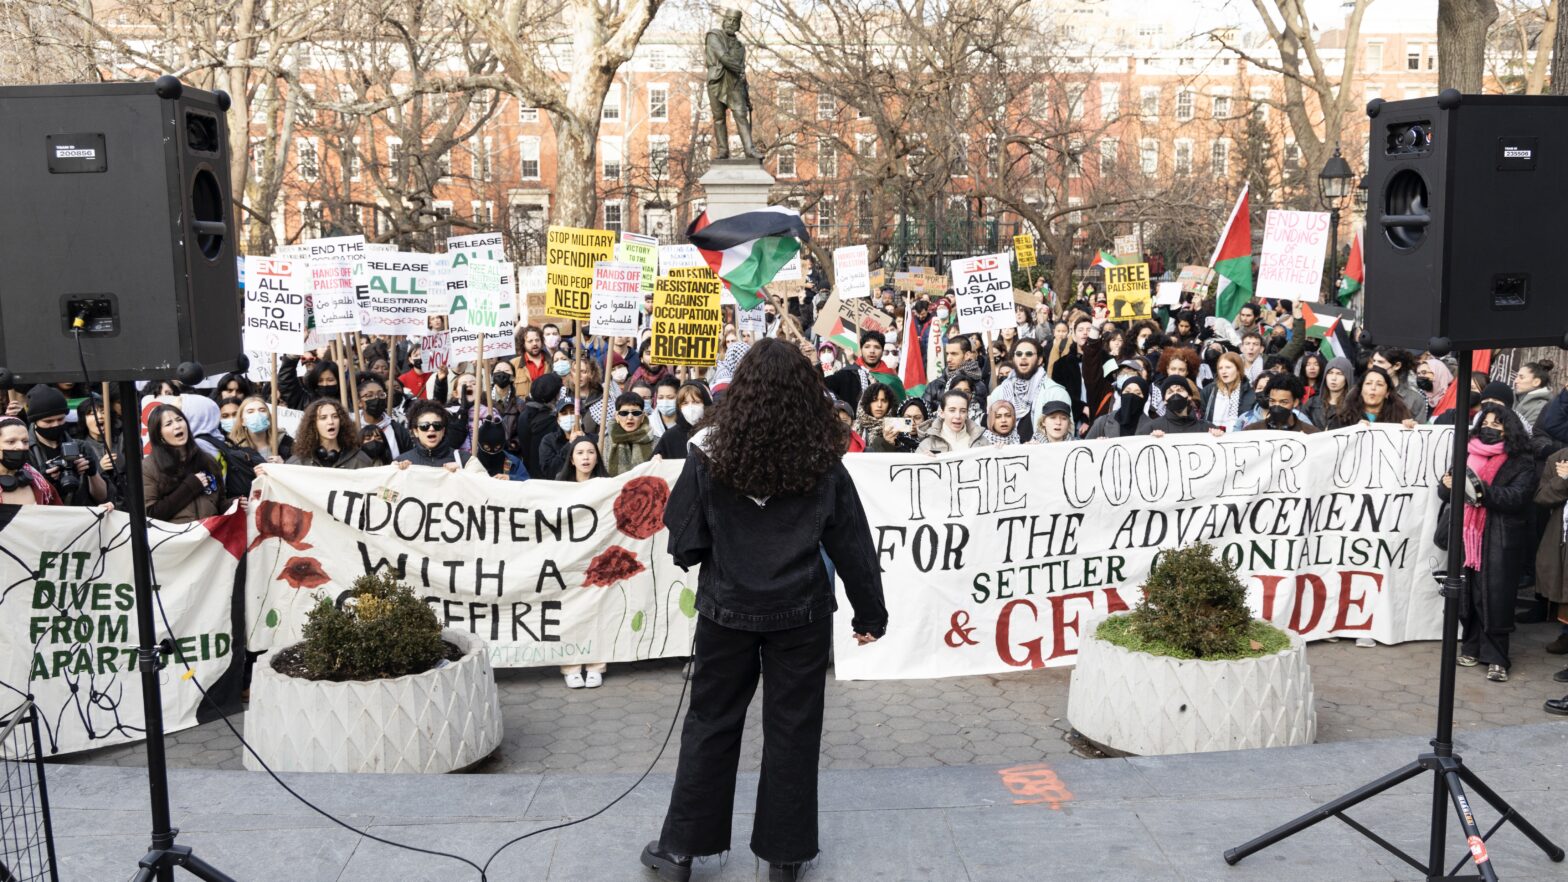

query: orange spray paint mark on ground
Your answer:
[997,763,1074,809]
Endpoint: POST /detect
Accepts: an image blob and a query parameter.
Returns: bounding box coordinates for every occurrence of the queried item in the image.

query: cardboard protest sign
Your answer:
[589,260,644,338]
[1013,234,1037,268]
[1178,264,1215,297]
[950,253,1016,334]
[1154,281,1184,308]
[243,256,308,354]
[650,274,723,366]
[1257,209,1330,303]
[358,252,434,335]
[518,264,548,324]
[1114,233,1141,256]
[1105,261,1152,321]
[310,260,360,334]
[833,427,1451,679]
[839,296,891,335]
[0,507,243,755]
[419,333,449,376]
[547,226,616,320]
[833,245,871,299]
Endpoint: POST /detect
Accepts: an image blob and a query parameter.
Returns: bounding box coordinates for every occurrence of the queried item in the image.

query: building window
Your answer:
[386,137,402,174]
[649,135,670,176]
[1174,139,1193,175]
[374,205,391,237]
[1140,86,1160,118]
[347,137,361,181]
[1251,87,1270,122]
[817,93,834,120]
[1066,84,1085,122]
[519,136,540,180]
[1099,138,1118,175]
[1407,42,1422,71]
[1211,90,1231,119]
[1211,139,1230,177]
[818,137,838,176]
[601,136,623,179]
[1030,83,1048,117]
[509,201,547,261]
[648,84,668,121]
[471,200,494,229]
[1100,83,1119,121]
[692,83,711,122]
[649,45,667,69]
[1139,138,1158,175]
[297,138,319,182]
[815,197,835,238]
[432,143,450,180]
[1175,90,1194,121]
[471,136,492,180]
[432,202,453,241]
[778,85,795,115]
[471,90,492,116]
[604,200,624,235]
[251,140,265,182]
[336,83,355,107]
[856,133,877,158]
[776,143,796,178]
[300,202,323,239]
[1366,41,1384,70]
[694,134,712,174]
[856,191,873,235]
[298,84,316,125]
[518,102,539,123]
[1067,139,1083,178]
[602,84,621,120]
[949,135,967,177]
[1366,84,1383,103]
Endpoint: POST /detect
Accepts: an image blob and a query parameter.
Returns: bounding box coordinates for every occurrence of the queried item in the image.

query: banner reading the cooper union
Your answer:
[833,426,1452,680]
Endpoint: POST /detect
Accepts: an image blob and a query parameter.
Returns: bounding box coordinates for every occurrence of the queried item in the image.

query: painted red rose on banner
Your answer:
[584,546,645,587]
[613,476,670,540]
[279,556,330,590]
[249,501,313,552]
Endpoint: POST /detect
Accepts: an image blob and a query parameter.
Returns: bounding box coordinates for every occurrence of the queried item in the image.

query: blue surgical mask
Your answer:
[554,362,571,376]
[220,417,236,435]
[244,413,270,434]
[558,415,576,432]
[656,399,677,416]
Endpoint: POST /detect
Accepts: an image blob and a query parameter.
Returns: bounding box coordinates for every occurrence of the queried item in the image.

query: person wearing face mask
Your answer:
[539,397,583,478]
[1144,377,1222,437]
[1087,376,1152,439]
[288,399,373,469]
[652,382,713,461]
[445,372,495,452]
[607,354,633,401]
[542,323,564,353]
[1440,403,1535,683]
[355,376,411,460]
[277,353,343,410]
[24,385,110,506]
[0,417,62,505]
[649,377,682,440]
[488,362,527,450]
[358,425,393,466]
[473,420,529,481]
[1242,374,1319,433]
[220,397,290,497]
[517,373,564,478]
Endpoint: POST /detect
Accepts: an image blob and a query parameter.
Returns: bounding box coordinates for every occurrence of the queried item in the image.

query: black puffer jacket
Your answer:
[665,450,887,637]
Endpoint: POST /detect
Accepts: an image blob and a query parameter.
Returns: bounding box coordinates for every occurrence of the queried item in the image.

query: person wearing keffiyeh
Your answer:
[979,399,1020,446]
[1439,403,1537,682]
[710,340,751,397]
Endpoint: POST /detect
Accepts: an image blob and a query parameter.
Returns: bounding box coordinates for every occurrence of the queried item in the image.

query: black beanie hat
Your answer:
[25,386,68,421]
[530,372,563,404]
[1479,381,1515,408]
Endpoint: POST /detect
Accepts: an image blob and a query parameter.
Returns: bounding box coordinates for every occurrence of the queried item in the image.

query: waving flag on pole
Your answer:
[898,301,927,399]
[1209,183,1254,321]
[1089,250,1118,269]
[686,206,810,310]
[1337,228,1364,306]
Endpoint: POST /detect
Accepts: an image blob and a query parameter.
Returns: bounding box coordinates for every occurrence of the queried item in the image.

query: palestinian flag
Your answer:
[686,207,810,311]
[866,361,903,399]
[1337,229,1363,307]
[1431,351,1492,419]
[898,301,927,399]
[1302,301,1356,360]
[1209,183,1254,321]
[1089,250,1118,269]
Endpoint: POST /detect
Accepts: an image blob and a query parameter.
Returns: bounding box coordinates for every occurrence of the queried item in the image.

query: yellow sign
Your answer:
[869,268,887,289]
[1104,262,1152,321]
[666,265,718,280]
[1013,234,1037,269]
[545,226,616,320]
[650,274,723,366]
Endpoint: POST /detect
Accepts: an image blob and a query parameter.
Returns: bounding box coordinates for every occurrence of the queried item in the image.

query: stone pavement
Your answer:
[43,722,1568,881]
[55,620,1568,774]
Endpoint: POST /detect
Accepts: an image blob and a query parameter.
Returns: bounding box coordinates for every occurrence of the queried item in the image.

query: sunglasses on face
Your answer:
[416,421,445,432]
[617,409,643,418]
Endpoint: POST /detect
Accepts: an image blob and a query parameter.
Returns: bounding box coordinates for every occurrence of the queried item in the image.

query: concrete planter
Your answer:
[1067,615,1315,756]
[244,628,502,773]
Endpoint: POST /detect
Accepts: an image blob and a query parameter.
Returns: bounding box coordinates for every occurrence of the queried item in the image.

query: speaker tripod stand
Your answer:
[1224,350,1563,881]
[113,378,238,882]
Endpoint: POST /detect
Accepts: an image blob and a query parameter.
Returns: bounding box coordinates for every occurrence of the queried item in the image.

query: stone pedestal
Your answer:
[698,159,775,220]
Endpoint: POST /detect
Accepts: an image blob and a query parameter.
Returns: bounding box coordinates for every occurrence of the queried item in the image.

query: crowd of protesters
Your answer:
[1,257,1565,714]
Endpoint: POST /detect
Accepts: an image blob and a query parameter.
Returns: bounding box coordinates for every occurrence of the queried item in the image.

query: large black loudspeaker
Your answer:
[0,77,241,383]
[1364,91,1568,351]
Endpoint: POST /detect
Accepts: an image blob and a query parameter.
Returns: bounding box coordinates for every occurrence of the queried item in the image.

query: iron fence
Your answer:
[0,700,58,882]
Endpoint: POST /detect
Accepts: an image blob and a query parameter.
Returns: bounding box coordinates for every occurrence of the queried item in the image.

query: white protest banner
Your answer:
[425,255,454,318]
[774,252,803,282]
[419,333,449,377]
[590,260,645,337]
[1154,281,1184,308]
[950,253,1017,334]
[832,427,1451,680]
[0,507,244,755]
[359,252,433,335]
[833,245,871,299]
[243,256,308,354]
[658,243,705,275]
[519,264,548,324]
[1114,233,1141,257]
[305,234,368,264]
[246,464,699,668]
[310,259,361,334]
[1257,209,1331,303]
[737,304,768,336]
[245,350,274,383]
[445,232,508,320]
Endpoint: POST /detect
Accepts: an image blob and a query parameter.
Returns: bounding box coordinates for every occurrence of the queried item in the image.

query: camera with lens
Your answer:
[47,439,84,493]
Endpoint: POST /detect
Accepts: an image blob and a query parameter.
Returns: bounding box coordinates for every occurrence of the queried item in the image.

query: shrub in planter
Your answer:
[1103,543,1289,660]
[278,571,453,681]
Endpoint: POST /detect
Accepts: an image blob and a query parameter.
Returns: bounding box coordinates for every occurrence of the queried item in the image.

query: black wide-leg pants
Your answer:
[659,614,832,864]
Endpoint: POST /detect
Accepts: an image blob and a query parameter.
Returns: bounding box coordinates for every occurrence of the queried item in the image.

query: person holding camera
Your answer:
[142,404,227,524]
[24,386,110,506]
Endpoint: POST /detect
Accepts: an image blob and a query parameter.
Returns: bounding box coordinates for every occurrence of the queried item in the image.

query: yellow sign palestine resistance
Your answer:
[546,226,617,320]
[1013,234,1036,268]
[1104,261,1152,321]
[650,274,723,366]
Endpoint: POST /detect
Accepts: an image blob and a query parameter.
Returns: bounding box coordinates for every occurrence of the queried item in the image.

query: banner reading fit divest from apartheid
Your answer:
[245,463,698,669]
[0,507,245,755]
[832,426,1453,680]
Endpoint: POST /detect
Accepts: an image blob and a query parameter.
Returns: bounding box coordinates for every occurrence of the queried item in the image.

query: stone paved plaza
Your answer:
[56,620,1568,775]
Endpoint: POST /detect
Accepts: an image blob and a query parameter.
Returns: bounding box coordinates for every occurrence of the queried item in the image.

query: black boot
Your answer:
[640,841,692,882]
[1546,632,1568,655]
[769,862,806,881]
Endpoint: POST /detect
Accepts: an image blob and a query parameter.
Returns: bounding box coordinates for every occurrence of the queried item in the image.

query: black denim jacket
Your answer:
[664,451,888,638]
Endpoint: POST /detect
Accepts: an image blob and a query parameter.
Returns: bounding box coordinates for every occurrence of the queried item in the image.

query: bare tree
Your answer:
[1487,0,1557,93]
[1553,0,1568,91]
[1439,0,1501,91]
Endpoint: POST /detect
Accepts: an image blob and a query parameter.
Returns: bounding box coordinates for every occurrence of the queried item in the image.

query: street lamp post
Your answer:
[1317,145,1355,300]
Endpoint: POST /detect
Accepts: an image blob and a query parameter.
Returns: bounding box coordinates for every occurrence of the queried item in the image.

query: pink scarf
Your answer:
[1462,437,1508,570]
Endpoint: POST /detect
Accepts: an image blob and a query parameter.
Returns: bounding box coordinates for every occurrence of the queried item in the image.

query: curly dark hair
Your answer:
[857,382,897,419]
[293,398,361,462]
[704,337,847,498]
[1475,402,1532,457]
